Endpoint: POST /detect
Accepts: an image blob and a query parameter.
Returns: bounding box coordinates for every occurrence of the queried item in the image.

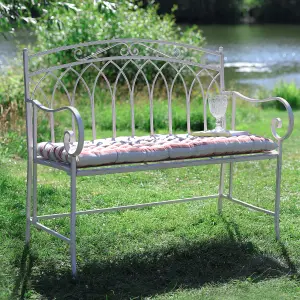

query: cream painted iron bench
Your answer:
[23,39,294,277]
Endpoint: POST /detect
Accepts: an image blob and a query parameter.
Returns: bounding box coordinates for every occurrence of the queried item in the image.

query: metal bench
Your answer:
[23,39,294,277]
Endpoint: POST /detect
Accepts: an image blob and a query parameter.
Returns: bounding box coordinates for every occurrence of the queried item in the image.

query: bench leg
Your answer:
[275,144,283,241]
[32,162,38,224]
[25,157,32,244]
[218,163,225,213]
[70,157,77,277]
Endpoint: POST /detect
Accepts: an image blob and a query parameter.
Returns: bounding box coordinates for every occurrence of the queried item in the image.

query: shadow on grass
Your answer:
[14,234,298,299]
[11,245,35,300]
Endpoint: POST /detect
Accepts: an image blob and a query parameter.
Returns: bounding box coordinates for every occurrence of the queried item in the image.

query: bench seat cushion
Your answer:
[37,134,278,168]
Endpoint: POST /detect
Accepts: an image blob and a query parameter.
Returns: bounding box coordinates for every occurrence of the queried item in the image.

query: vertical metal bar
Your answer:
[71,92,76,137]
[186,95,191,134]
[130,92,135,137]
[32,104,38,223]
[219,46,226,129]
[231,92,236,130]
[23,48,32,244]
[70,157,77,277]
[204,96,207,131]
[168,92,172,135]
[150,94,154,135]
[275,142,282,240]
[218,46,226,213]
[229,163,234,198]
[71,91,76,137]
[219,46,225,92]
[91,96,96,142]
[50,113,55,142]
[112,95,116,139]
[229,92,236,198]
[218,163,225,213]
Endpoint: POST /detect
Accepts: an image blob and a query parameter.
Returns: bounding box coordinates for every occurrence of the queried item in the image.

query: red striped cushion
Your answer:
[37,134,278,168]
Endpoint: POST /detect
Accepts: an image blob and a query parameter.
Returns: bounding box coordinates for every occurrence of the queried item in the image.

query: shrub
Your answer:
[272,81,300,110]
[34,2,204,52]
[31,1,205,83]
[261,82,300,110]
[0,69,24,134]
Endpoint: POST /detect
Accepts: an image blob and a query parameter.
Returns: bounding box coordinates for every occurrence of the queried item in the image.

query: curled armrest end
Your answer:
[30,99,84,157]
[225,91,294,142]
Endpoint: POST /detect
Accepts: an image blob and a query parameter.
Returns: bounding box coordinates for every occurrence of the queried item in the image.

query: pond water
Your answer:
[0,30,35,69]
[200,24,300,93]
[1,25,300,93]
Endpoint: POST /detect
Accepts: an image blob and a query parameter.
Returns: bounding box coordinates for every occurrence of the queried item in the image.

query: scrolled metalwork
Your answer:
[70,40,202,64]
[29,99,84,156]
[229,91,294,141]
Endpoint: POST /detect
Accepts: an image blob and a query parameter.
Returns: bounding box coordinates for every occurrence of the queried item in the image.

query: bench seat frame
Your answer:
[23,39,294,277]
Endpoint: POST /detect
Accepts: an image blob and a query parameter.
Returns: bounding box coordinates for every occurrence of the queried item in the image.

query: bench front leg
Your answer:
[224,90,294,240]
[70,157,77,278]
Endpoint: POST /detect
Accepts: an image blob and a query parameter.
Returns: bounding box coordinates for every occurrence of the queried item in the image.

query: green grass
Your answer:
[0,109,299,299]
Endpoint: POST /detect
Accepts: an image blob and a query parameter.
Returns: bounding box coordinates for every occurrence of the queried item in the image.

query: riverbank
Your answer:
[158,0,300,25]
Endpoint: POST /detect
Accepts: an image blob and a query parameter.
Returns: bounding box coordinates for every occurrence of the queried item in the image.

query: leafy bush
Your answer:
[273,82,300,110]
[0,0,80,33]
[31,1,205,82]
[261,82,300,110]
[34,2,204,51]
[0,69,24,134]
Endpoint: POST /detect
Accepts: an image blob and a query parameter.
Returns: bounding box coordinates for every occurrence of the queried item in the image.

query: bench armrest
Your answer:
[224,91,294,142]
[29,99,84,157]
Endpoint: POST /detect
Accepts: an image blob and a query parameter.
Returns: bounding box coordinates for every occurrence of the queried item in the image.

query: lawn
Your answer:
[0,109,299,299]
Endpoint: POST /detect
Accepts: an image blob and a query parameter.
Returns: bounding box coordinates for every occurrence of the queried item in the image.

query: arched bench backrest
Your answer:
[25,39,224,141]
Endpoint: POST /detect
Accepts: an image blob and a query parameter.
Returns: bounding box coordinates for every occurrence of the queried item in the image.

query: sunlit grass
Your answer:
[0,109,299,299]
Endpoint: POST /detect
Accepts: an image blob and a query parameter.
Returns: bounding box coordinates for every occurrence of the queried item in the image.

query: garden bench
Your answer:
[23,39,294,277]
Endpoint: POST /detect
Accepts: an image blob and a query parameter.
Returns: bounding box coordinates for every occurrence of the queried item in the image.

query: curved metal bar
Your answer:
[51,67,72,107]
[149,60,171,134]
[111,60,133,138]
[29,99,84,156]
[169,64,189,133]
[188,68,206,105]
[30,80,51,107]
[30,80,55,141]
[69,66,93,106]
[187,67,221,131]
[91,61,113,140]
[205,73,221,130]
[31,72,51,104]
[29,38,221,59]
[229,91,294,141]
[48,71,72,105]
[131,60,151,98]
[29,55,219,77]
[169,64,189,98]
[74,42,129,61]
[130,60,152,136]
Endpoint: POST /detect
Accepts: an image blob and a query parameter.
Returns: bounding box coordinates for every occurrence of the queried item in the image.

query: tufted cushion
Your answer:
[37,134,278,168]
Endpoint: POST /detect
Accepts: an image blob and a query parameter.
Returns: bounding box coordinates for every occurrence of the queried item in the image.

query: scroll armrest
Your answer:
[29,99,84,157]
[225,91,294,142]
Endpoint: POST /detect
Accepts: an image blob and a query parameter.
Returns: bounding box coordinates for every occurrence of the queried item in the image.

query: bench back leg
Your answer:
[218,164,225,213]
[24,48,32,244]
